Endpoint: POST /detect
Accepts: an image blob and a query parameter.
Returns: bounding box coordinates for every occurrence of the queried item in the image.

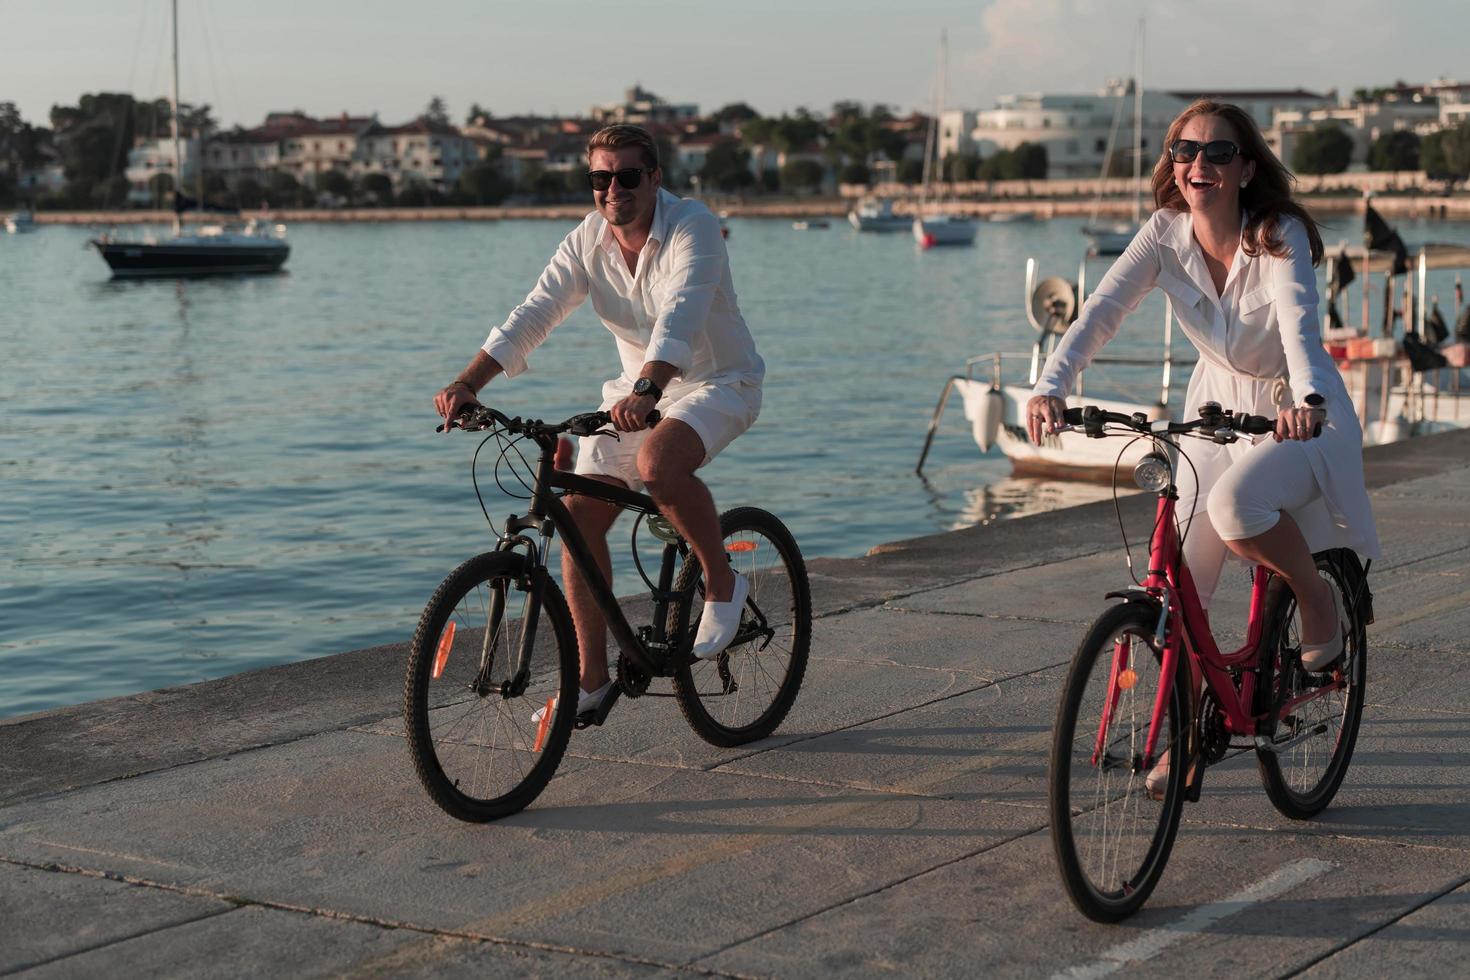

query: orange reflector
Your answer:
[432,622,456,679]
[726,541,758,552]
[1117,668,1138,691]
[533,697,555,752]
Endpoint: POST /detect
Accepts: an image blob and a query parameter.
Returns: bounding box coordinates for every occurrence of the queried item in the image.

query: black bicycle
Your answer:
[405,405,812,822]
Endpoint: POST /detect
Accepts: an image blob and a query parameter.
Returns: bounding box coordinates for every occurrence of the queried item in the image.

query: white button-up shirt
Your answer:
[483,188,764,392]
[1036,207,1379,559]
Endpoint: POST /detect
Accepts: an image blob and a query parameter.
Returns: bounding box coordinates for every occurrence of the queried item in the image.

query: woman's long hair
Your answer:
[1150,99,1323,265]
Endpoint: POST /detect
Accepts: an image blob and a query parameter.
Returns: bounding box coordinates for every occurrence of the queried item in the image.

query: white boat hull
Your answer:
[848,212,910,233]
[914,216,978,247]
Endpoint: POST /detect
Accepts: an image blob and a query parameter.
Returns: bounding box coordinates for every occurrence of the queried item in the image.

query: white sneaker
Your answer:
[692,573,749,660]
[531,680,615,723]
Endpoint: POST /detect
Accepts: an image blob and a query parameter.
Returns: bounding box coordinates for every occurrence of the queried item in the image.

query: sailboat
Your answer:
[91,0,289,277]
[1082,18,1145,257]
[913,31,978,248]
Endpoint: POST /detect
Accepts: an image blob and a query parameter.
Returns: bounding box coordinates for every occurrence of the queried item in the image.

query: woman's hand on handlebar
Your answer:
[610,392,659,432]
[1026,394,1067,445]
[1274,405,1326,443]
[434,381,482,431]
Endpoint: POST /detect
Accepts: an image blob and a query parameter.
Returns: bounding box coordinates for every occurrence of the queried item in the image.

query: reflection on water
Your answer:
[919,473,1133,531]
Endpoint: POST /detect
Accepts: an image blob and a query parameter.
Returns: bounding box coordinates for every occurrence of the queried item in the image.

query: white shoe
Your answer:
[531,680,615,724]
[692,573,749,660]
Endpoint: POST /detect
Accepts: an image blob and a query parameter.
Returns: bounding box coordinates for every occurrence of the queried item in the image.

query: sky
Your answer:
[5,0,1468,129]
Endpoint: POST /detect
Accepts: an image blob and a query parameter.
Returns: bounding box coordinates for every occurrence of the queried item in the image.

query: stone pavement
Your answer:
[4,429,1470,978]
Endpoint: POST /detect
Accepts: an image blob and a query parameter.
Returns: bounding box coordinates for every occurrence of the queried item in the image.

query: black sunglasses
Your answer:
[586,168,651,191]
[1168,139,1242,165]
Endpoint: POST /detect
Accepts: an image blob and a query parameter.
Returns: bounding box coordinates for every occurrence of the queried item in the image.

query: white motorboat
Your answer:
[792,219,830,230]
[5,211,37,234]
[914,214,979,247]
[848,198,909,232]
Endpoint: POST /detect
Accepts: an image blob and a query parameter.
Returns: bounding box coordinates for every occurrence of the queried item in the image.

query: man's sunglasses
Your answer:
[586,168,652,191]
[1168,139,1241,165]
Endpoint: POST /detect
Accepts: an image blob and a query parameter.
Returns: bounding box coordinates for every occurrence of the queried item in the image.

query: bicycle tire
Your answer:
[670,507,811,748]
[404,551,579,822]
[1256,555,1366,819]
[1049,601,1190,922]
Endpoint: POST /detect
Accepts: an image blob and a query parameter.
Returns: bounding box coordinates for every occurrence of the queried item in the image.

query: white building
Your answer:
[124,135,202,205]
[1273,97,1442,170]
[591,85,698,126]
[968,84,1187,179]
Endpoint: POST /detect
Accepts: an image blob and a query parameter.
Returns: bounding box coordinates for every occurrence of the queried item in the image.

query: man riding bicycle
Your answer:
[433,123,764,723]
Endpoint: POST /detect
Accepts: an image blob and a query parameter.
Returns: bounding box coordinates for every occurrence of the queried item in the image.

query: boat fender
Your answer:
[956,380,1004,451]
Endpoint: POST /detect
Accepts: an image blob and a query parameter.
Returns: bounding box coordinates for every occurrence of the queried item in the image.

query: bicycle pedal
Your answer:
[575,686,623,729]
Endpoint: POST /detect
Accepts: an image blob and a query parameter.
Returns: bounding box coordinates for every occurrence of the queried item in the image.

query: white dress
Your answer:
[1034,208,1381,600]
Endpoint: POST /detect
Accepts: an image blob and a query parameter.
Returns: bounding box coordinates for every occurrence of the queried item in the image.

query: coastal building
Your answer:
[124,134,202,205]
[1272,95,1442,170]
[591,85,698,127]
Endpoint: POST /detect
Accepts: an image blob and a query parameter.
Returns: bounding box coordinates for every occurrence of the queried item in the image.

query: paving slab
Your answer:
[0,729,1040,969]
[0,861,233,974]
[1297,879,1470,978]
[696,827,1470,979]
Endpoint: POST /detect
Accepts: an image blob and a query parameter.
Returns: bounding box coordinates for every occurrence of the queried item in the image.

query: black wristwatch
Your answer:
[632,377,663,401]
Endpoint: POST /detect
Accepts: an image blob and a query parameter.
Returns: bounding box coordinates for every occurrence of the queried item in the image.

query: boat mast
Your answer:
[919,32,943,213]
[170,0,182,235]
[1131,17,1144,227]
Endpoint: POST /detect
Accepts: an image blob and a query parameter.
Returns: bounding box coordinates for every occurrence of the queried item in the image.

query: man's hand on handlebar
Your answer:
[610,392,659,432]
[434,381,482,432]
[1274,405,1326,443]
[1026,394,1068,445]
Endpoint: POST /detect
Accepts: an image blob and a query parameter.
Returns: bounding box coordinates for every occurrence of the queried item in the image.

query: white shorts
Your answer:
[574,378,762,490]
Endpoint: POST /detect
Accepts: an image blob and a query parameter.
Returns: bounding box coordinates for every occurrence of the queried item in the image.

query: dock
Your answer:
[4,428,1470,977]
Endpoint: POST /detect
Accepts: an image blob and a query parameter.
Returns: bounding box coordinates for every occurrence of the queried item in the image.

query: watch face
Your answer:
[634,379,654,396]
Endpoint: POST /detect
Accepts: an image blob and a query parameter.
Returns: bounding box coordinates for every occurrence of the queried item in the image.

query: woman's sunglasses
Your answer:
[586,168,651,191]
[1168,139,1241,165]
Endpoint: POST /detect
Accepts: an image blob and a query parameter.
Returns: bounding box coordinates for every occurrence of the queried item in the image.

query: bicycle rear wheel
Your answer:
[671,507,811,747]
[1049,601,1189,922]
[1256,557,1366,819]
[404,552,579,822]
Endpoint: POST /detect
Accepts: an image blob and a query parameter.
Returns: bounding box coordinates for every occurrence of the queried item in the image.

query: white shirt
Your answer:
[1035,208,1380,559]
[483,188,764,392]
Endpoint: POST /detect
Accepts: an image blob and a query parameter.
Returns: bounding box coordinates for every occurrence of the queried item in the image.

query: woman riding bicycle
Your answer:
[1027,100,1381,783]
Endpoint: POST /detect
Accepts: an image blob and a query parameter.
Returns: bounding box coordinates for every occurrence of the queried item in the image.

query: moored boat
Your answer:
[848,198,910,233]
[5,210,37,234]
[92,219,289,277]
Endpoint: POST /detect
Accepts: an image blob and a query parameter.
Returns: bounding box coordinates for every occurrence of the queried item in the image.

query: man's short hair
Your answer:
[586,125,659,170]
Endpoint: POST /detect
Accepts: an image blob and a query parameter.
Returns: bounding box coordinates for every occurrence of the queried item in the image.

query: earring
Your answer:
[1240,179,1249,189]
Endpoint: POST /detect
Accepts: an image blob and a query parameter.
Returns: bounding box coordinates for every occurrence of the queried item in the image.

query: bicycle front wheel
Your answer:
[671,507,811,747]
[404,552,579,822]
[1049,601,1189,922]
[1256,557,1366,819]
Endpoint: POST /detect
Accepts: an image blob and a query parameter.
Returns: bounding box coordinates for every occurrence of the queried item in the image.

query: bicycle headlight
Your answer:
[1132,452,1172,492]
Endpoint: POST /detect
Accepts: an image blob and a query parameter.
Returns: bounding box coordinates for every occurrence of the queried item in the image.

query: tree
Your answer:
[1013,142,1048,179]
[357,172,393,205]
[897,158,925,184]
[942,153,979,182]
[317,169,353,204]
[458,162,508,205]
[712,102,759,127]
[424,96,450,126]
[1368,130,1420,172]
[147,172,175,205]
[1292,124,1354,174]
[700,140,755,191]
[465,103,490,126]
[1433,123,1470,181]
[267,170,305,207]
[235,176,265,209]
[839,162,871,185]
[780,158,825,193]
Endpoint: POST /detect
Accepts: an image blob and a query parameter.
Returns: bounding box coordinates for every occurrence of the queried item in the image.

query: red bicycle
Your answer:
[1047,403,1372,922]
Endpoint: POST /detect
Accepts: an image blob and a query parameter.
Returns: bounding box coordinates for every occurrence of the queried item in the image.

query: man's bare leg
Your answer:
[635,420,735,602]
[561,477,626,692]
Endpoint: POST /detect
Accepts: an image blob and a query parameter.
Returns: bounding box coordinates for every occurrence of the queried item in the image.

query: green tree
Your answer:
[712,102,759,127]
[1434,123,1470,181]
[317,169,353,203]
[465,103,490,125]
[51,93,137,202]
[839,161,871,185]
[95,175,131,208]
[1013,142,1048,179]
[458,162,508,204]
[235,176,265,209]
[700,140,755,191]
[942,153,979,182]
[1368,130,1420,172]
[267,170,303,207]
[780,158,825,192]
[897,158,925,184]
[1292,124,1355,174]
[424,96,450,126]
[357,172,393,205]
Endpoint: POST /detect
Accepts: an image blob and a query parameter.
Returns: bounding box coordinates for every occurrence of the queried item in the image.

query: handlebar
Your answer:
[436,405,661,439]
[1061,402,1321,442]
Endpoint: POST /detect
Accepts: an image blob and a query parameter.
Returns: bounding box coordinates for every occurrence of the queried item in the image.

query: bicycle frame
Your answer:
[494,437,692,687]
[1108,479,1346,772]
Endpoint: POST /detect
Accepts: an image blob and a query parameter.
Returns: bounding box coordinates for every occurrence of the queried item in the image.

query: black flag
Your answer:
[1365,202,1410,276]
[1426,301,1450,346]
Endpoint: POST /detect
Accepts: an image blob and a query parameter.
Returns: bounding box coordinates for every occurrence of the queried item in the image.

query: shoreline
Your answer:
[28,194,1470,226]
